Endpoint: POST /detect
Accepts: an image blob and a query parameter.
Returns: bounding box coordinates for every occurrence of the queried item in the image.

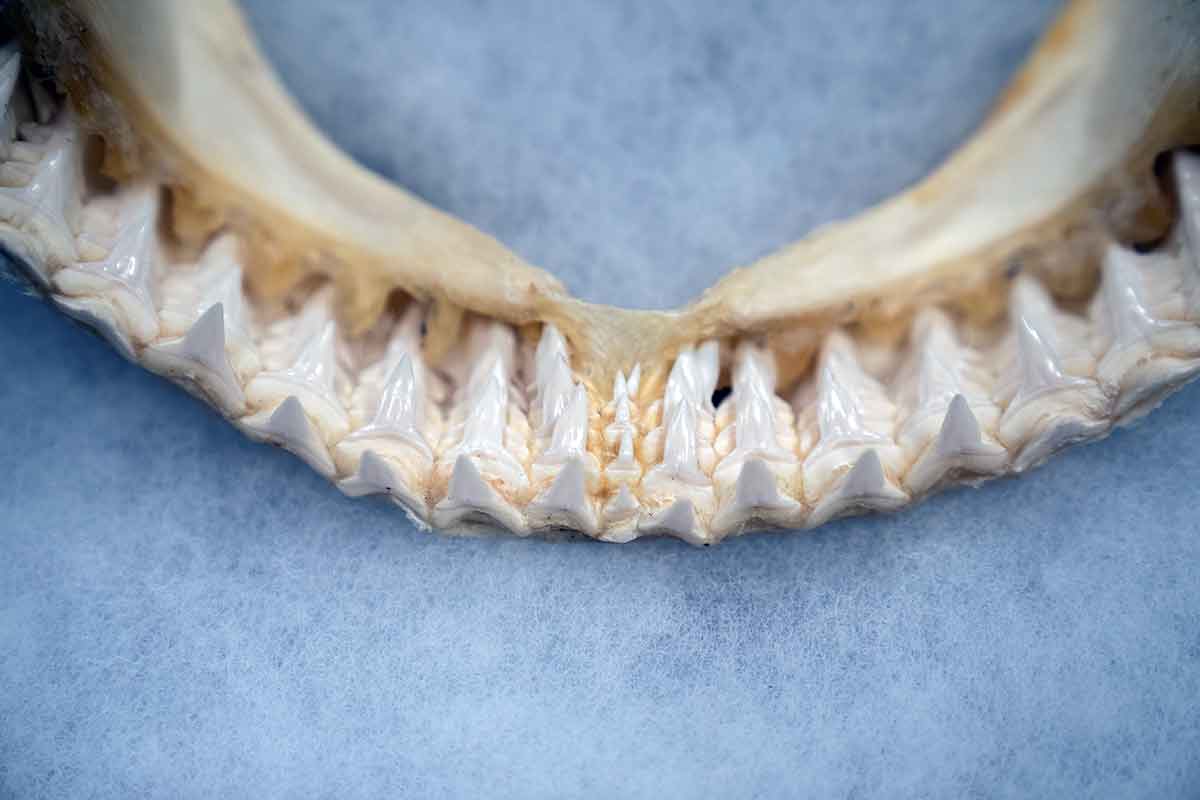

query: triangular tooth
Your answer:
[337,450,428,519]
[904,395,1009,495]
[937,394,982,455]
[638,498,707,545]
[808,450,907,528]
[539,382,590,464]
[649,401,708,486]
[144,303,246,413]
[432,455,527,535]
[239,396,336,478]
[534,322,568,390]
[600,486,642,543]
[711,458,803,538]
[537,356,574,434]
[528,457,597,534]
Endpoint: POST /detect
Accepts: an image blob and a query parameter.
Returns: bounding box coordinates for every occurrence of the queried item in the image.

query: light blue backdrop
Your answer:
[4,2,1199,797]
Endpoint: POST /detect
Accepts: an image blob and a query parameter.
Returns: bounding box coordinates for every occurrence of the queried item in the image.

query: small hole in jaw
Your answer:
[711,386,731,408]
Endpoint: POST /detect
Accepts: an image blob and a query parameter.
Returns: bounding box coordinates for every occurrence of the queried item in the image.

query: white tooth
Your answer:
[712,343,797,485]
[528,457,597,534]
[536,355,574,434]
[337,450,428,520]
[710,458,804,538]
[0,161,33,186]
[246,293,349,441]
[894,309,1005,490]
[639,498,708,545]
[54,186,161,345]
[642,346,719,512]
[604,370,637,446]
[142,303,246,413]
[432,454,528,535]
[339,353,432,458]
[905,394,1009,494]
[238,395,336,478]
[534,323,568,390]
[443,354,528,488]
[538,382,588,463]
[435,321,530,509]
[0,116,82,282]
[808,450,908,528]
[626,363,642,397]
[649,402,709,485]
[798,330,904,502]
[997,276,1108,470]
[1091,244,1200,416]
[600,485,642,543]
[604,429,642,484]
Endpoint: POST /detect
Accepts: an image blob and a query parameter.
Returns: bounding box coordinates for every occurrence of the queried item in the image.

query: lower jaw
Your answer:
[6,63,1200,545]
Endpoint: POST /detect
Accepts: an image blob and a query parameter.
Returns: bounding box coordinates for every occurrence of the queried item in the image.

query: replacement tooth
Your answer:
[245,290,351,441]
[238,395,337,478]
[796,331,905,504]
[603,369,643,485]
[712,342,799,488]
[433,321,530,527]
[599,485,642,543]
[144,236,260,413]
[0,109,82,282]
[53,186,161,354]
[895,309,1006,492]
[1090,244,1200,417]
[808,450,908,528]
[996,276,1108,470]
[641,346,719,521]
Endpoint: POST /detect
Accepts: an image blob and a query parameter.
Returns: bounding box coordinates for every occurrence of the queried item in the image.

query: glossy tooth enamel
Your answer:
[3,1,1200,543]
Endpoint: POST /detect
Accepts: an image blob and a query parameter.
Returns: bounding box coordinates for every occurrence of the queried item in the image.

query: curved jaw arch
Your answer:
[3,0,1200,543]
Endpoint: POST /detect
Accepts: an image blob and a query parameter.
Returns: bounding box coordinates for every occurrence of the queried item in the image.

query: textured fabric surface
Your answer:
[5,2,1200,798]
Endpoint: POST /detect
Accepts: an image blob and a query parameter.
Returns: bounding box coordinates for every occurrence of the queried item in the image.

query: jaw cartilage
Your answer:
[4,0,1200,544]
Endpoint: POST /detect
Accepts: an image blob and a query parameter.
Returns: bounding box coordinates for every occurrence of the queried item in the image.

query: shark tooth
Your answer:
[238,395,337,478]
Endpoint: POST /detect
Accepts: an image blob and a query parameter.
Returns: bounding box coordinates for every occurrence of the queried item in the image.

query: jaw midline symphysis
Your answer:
[5,0,1200,544]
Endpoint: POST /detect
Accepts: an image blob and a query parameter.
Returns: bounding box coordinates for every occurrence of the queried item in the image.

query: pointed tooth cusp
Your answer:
[244,290,351,442]
[237,395,337,478]
[710,457,804,539]
[599,485,642,543]
[337,450,429,521]
[53,185,162,350]
[808,450,908,528]
[796,331,905,504]
[432,321,531,532]
[904,394,1009,495]
[527,457,599,535]
[712,342,799,489]
[997,276,1108,470]
[143,236,261,414]
[432,455,529,535]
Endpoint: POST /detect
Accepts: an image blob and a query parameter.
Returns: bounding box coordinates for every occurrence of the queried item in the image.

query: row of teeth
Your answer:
[4,46,1200,544]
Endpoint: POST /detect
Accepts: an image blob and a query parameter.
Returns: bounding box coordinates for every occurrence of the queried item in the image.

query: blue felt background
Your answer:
[3,2,1200,797]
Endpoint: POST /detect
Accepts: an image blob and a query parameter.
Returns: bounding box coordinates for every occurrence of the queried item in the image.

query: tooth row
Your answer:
[5,58,1200,545]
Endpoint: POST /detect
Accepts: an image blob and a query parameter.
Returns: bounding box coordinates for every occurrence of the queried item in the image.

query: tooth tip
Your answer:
[529,457,597,534]
[239,396,336,477]
[433,455,527,535]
